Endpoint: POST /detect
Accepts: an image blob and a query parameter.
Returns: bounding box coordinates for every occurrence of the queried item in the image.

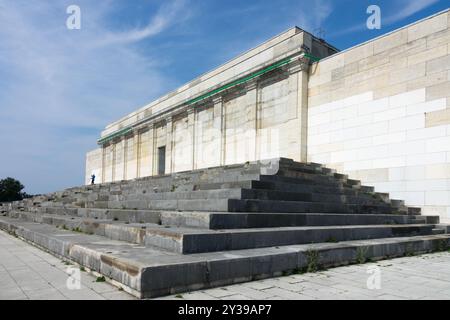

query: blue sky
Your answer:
[0,0,448,194]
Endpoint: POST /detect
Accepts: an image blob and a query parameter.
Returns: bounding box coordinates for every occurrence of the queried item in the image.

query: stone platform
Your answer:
[1,158,449,298]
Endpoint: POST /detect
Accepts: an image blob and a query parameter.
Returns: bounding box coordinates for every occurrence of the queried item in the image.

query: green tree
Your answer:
[0,178,25,202]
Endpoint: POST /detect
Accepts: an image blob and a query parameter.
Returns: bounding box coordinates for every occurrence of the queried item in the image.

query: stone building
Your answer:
[86,9,450,222]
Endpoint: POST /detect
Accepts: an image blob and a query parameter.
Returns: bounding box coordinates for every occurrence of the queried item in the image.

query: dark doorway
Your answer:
[158,146,166,175]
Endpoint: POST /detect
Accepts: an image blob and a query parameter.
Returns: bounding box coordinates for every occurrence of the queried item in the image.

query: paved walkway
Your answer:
[0,230,134,300]
[2,230,450,300]
[158,254,450,300]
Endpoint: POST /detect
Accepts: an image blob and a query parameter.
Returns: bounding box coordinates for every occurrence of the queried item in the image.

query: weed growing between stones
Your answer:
[404,244,416,257]
[306,249,319,273]
[356,246,369,264]
[96,276,106,282]
[434,239,448,252]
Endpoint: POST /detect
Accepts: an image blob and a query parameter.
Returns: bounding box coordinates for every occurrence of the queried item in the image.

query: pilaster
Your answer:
[187,109,196,170]
[165,117,174,174]
[213,96,225,166]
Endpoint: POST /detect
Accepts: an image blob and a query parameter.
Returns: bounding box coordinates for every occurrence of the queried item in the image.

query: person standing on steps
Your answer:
[90,174,96,185]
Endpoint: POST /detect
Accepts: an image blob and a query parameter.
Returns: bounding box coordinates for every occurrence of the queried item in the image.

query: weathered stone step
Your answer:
[82,196,398,214]
[109,188,243,202]
[240,189,390,206]
[259,175,372,193]
[87,198,231,211]
[5,212,436,254]
[76,208,162,224]
[253,179,384,200]
[195,179,387,202]
[1,217,449,299]
[77,188,394,210]
[7,209,439,231]
[75,160,273,194]
[228,199,395,214]
[142,224,436,254]
[159,212,440,230]
[432,228,446,235]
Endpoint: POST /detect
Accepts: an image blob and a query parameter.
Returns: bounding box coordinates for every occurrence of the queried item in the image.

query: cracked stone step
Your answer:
[6,209,440,230]
[3,213,436,254]
[227,199,396,214]
[1,217,449,299]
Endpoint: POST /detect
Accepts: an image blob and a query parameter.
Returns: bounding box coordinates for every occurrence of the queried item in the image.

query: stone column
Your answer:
[135,130,142,178]
[111,142,116,182]
[187,109,196,170]
[297,67,309,163]
[148,124,155,176]
[246,80,258,162]
[101,145,106,183]
[213,96,225,166]
[165,117,173,174]
[123,136,128,180]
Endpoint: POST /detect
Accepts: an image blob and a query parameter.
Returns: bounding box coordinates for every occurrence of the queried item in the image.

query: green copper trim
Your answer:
[97,127,132,145]
[185,57,292,106]
[97,53,320,145]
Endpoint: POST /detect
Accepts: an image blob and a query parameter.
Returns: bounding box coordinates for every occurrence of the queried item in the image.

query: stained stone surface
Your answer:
[0,230,134,300]
[3,228,450,300]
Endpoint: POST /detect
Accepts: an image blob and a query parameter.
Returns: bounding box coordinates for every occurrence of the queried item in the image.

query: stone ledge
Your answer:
[1,217,449,298]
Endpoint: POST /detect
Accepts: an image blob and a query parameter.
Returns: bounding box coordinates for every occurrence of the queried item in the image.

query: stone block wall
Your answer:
[307,10,450,221]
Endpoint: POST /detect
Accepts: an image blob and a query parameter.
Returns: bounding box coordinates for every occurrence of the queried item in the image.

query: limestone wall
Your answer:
[101,28,307,139]
[87,28,338,185]
[85,148,103,185]
[307,10,450,221]
[86,61,311,185]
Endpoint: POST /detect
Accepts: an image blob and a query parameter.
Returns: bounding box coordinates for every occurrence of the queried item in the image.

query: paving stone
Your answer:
[0,286,28,300]
[0,231,135,300]
[20,279,54,292]
[201,288,236,298]
[261,287,313,300]
[26,288,67,300]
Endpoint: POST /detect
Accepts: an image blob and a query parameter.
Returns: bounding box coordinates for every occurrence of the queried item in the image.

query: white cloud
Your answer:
[0,0,190,193]
[294,0,333,33]
[329,0,439,37]
[384,0,439,25]
[98,0,190,46]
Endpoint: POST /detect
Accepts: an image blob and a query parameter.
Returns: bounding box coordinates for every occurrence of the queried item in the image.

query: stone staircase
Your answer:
[0,158,449,298]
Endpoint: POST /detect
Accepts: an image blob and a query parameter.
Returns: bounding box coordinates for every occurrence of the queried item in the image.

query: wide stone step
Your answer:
[110,189,243,202]
[87,198,231,211]
[250,180,386,201]
[141,224,436,254]
[159,212,440,229]
[82,197,399,214]
[240,189,390,206]
[228,199,395,214]
[5,213,436,254]
[432,228,446,235]
[7,208,439,231]
[76,208,162,224]
[70,161,272,195]
[259,174,343,188]
[191,180,388,206]
[1,217,449,299]
[78,188,394,210]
